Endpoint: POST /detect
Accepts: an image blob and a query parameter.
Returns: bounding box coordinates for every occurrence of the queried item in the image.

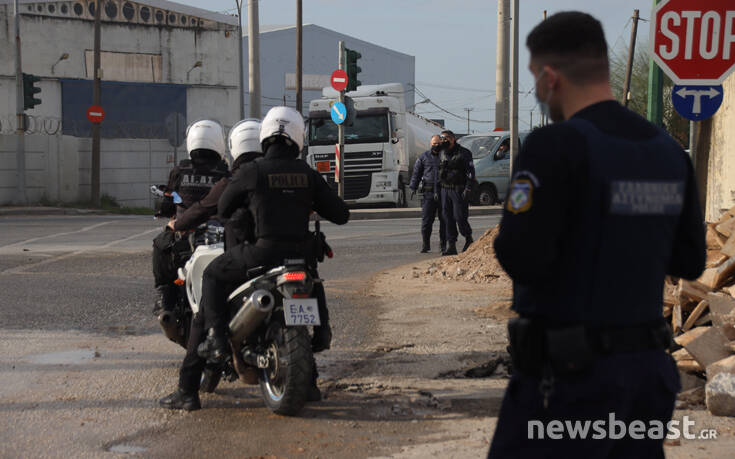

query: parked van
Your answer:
[457,130,530,205]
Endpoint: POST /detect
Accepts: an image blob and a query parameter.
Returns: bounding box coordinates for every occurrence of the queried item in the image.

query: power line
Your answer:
[415,81,496,93]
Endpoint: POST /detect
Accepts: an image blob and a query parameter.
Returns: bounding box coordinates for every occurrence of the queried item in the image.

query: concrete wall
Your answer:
[243,24,415,116]
[702,72,735,221]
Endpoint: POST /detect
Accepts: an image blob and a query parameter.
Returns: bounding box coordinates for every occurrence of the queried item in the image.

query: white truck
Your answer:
[305,83,442,207]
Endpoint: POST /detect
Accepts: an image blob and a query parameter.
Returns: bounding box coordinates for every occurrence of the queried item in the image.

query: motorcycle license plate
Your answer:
[284,298,321,326]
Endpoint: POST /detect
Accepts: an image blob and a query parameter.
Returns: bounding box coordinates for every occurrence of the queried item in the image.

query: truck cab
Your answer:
[458,130,530,205]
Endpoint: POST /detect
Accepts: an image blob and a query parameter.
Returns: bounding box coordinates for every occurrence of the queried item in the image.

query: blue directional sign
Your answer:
[672,84,724,121]
[331,101,347,125]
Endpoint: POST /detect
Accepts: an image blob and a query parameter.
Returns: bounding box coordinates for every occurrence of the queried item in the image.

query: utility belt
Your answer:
[440,184,465,192]
[419,182,436,193]
[508,316,672,378]
[255,237,308,251]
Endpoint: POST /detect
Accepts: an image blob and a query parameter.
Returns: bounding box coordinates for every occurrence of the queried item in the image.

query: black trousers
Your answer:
[487,350,680,458]
[179,312,207,393]
[441,188,472,243]
[421,191,446,246]
[152,229,189,288]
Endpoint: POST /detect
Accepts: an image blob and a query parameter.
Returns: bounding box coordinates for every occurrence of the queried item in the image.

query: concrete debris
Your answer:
[670,205,735,417]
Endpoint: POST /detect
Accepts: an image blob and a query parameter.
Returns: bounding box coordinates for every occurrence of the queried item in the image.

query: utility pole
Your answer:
[14,0,26,205]
[91,0,102,206]
[540,10,547,126]
[337,41,345,199]
[509,0,519,176]
[236,1,245,119]
[647,0,663,126]
[621,9,640,107]
[465,108,473,134]
[530,110,533,129]
[296,0,302,114]
[495,0,510,131]
[248,0,261,118]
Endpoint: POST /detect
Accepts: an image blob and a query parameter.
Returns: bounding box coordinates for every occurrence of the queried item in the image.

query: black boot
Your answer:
[153,284,177,315]
[159,388,201,411]
[312,324,332,353]
[440,241,447,254]
[442,242,458,256]
[420,234,430,253]
[462,236,474,252]
[197,328,229,364]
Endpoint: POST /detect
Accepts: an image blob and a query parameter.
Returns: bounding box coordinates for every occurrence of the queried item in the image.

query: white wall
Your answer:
[705,72,735,220]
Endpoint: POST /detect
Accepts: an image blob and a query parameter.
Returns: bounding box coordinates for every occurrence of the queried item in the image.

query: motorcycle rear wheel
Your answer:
[259,321,313,416]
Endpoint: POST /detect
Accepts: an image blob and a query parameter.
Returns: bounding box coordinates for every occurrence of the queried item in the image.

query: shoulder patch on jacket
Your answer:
[507,179,533,214]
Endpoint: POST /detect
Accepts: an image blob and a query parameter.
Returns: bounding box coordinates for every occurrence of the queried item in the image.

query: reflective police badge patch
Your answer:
[507,179,533,214]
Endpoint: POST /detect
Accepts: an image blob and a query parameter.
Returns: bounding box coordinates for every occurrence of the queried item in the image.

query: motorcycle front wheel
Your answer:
[259,321,313,416]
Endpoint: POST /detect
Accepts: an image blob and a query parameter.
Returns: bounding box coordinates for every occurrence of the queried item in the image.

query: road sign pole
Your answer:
[338,40,345,199]
[689,120,697,166]
[14,0,26,205]
[92,0,102,206]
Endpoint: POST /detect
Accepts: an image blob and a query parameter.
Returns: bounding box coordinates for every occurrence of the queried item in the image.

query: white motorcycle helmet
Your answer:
[259,106,305,153]
[186,119,226,160]
[228,119,262,161]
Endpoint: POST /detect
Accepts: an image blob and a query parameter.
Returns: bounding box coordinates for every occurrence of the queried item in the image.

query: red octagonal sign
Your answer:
[651,0,735,85]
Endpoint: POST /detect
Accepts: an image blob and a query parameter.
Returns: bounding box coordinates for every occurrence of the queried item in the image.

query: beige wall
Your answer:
[703,72,735,221]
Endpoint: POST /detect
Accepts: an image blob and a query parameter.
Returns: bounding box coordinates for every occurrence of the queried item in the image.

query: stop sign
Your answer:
[651,0,735,85]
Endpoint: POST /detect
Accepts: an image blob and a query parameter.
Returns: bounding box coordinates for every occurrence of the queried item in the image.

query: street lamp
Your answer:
[51,52,69,75]
[409,98,430,111]
[186,60,203,79]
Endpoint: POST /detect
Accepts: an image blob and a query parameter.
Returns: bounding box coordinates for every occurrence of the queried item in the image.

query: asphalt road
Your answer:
[0,213,501,458]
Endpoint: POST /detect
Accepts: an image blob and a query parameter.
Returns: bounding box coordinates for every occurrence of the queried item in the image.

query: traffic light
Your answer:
[345,48,361,92]
[22,73,42,110]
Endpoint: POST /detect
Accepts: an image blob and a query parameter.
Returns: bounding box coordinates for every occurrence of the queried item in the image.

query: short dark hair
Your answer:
[440,130,455,139]
[526,11,609,84]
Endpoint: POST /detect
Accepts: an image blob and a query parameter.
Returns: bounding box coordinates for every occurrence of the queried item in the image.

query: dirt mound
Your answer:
[421,226,510,285]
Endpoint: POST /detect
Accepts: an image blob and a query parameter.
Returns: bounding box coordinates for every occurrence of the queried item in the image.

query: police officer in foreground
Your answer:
[151,120,229,316]
[159,120,262,411]
[194,106,349,405]
[488,12,705,458]
[409,135,446,253]
[438,130,475,255]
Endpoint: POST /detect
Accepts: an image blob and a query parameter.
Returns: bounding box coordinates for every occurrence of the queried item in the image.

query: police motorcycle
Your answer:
[177,216,333,415]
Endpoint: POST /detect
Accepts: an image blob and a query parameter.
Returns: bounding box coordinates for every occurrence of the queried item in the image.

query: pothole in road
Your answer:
[107,444,147,454]
[25,349,97,365]
[438,353,512,379]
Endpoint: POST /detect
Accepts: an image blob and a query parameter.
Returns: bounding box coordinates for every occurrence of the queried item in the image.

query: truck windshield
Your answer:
[457,135,501,159]
[309,114,389,146]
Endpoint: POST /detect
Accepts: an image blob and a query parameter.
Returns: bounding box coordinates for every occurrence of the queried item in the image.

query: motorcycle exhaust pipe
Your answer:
[229,290,275,344]
[158,311,181,344]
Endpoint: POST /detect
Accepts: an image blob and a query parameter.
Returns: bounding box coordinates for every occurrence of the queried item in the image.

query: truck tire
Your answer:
[477,184,498,206]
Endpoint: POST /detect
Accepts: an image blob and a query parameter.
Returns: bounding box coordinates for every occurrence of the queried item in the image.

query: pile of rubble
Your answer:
[668,205,735,416]
[422,226,510,286]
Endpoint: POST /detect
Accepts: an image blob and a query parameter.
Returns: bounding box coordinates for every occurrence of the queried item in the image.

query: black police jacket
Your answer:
[409,149,442,191]
[494,101,706,327]
[218,143,350,241]
[159,157,229,218]
[439,144,475,189]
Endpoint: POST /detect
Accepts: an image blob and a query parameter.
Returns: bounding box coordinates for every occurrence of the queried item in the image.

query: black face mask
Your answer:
[441,140,450,149]
[431,145,441,153]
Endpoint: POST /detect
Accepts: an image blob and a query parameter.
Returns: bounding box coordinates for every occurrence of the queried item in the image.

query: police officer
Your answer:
[151,120,229,316]
[409,135,446,253]
[487,12,706,457]
[191,107,349,409]
[438,130,475,255]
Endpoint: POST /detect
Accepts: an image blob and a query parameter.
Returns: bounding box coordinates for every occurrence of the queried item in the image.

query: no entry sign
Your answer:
[331,69,348,92]
[86,105,105,124]
[651,0,735,85]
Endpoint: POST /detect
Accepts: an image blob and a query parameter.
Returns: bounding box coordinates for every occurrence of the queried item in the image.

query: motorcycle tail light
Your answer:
[174,279,185,286]
[292,293,310,299]
[283,272,306,282]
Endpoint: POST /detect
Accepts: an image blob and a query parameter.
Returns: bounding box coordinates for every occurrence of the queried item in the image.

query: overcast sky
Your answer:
[177,0,655,133]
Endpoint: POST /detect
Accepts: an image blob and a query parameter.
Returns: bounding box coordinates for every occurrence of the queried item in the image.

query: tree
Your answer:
[610,41,689,147]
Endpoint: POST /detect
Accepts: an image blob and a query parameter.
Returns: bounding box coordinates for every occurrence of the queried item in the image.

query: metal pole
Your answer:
[14,0,26,205]
[689,121,697,166]
[465,108,472,134]
[621,9,640,107]
[338,41,345,199]
[296,0,303,114]
[236,1,245,119]
[647,0,663,126]
[248,0,261,118]
[530,110,533,129]
[495,0,510,131]
[509,0,519,177]
[91,0,102,206]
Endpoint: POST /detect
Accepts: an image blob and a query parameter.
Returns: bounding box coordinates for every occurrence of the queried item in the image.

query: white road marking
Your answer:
[0,221,114,250]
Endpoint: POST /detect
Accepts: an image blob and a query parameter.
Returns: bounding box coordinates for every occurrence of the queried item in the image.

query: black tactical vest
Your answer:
[248,155,315,241]
[175,159,229,208]
[440,147,468,187]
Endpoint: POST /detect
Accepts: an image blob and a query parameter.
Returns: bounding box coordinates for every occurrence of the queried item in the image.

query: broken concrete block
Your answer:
[677,386,706,409]
[706,373,735,416]
[707,293,735,326]
[680,369,706,391]
[683,327,730,369]
[674,326,710,347]
[706,355,735,381]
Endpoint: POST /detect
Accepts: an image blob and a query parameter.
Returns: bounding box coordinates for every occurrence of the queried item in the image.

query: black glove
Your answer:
[410,189,416,200]
[462,189,470,201]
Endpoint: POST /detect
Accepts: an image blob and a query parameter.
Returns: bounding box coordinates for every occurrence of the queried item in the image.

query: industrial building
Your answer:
[0,0,240,206]
[242,24,416,114]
